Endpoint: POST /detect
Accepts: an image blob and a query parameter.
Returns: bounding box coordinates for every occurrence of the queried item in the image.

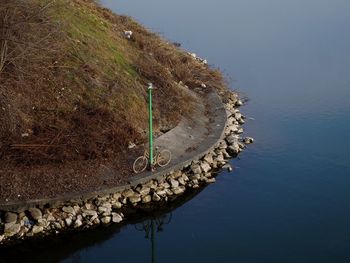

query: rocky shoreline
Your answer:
[0,92,253,245]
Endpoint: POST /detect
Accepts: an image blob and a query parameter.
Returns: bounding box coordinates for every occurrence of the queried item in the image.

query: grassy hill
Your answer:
[0,0,230,200]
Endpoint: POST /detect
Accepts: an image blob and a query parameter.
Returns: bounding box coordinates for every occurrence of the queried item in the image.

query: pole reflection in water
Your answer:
[135,213,172,263]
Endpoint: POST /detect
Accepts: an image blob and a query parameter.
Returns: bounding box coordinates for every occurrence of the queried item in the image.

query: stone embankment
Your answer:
[0,92,254,245]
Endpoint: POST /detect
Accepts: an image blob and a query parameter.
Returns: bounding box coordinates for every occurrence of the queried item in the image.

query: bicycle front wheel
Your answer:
[156,149,171,167]
[133,156,148,173]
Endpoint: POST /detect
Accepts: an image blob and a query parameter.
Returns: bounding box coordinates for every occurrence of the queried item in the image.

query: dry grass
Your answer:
[0,0,229,166]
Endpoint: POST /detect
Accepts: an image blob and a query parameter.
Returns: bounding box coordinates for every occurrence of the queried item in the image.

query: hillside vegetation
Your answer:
[0,0,228,167]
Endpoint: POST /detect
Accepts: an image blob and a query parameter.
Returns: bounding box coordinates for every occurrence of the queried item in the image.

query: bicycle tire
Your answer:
[133,156,148,173]
[156,149,171,167]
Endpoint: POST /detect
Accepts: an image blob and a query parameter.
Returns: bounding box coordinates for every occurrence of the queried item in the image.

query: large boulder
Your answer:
[5,212,18,224]
[128,195,141,204]
[62,206,75,215]
[112,213,123,223]
[200,162,211,173]
[122,189,135,198]
[190,164,202,174]
[203,154,213,164]
[28,208,42,221]
[4,223,21,237]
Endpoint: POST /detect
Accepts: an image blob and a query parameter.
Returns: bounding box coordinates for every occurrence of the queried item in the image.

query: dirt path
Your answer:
[0,90,226,211]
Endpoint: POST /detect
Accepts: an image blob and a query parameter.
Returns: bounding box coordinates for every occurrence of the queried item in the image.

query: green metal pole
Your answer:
[148,83,153,170]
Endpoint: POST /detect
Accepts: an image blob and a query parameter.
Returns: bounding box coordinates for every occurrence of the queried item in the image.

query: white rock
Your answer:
[128,195,141,204]
[73,205,81,214]
[236,127,244,134]
[121,198,127,204]
[236,100,243,106]
[142,195,152,203]
[156,190,167,197]
[65,218,73,227]
[169,178,179,188]
[32,225,44,234]
[98,206,111,214]
[218,140,227,149]
[227,144,240,155]
[172,186,185,195]
[101,216,111,224]
[182,174,189,182]
[122,189,135,198]
[178,177,186,186]
[82,209,97,217]
[53,222,62,230]
[165,189,173,196]
[204,173,212,178]
[138,187,151,196]
[4,223,21,237]
[62,206,75,215]
[28,208,42,221]
[37,218,48,227]
[216,154,225,163]
[74,219,83,228]
[93,218,100,225]
[101,202,112,209]
[190,174,201,180]
[234,112,242,120]
[112,213,123,223]
[112,193,122,200]
[152,193,161,202]
[172,171,182,179]
[124,30,133,39]
[112,201,123,209]
[226,134,239,145]
[84,203,95,210]
[222,149,231,158]
[226,124,238,134]
[228,116,236,124]
[191,164,202,174]
[200,162,211,173]
[207,178,216,184]
[5,212,18,224]
[161,182,170,189]
[203,154,213,164]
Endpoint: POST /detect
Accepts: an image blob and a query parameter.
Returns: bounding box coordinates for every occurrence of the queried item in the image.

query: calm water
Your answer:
[5,0,350,262]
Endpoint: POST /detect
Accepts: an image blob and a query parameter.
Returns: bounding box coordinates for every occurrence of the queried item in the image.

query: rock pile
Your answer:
[123,30,133,39]
[0,91,253,244]
[187,52,208,65]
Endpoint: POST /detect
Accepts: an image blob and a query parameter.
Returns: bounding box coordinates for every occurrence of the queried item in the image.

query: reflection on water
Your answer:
[135,213,172,263]
[2,0,350,261]
[0,188,203,263]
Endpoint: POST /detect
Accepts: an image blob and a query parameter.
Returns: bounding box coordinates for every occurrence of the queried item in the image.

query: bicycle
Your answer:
[133,147,171,173]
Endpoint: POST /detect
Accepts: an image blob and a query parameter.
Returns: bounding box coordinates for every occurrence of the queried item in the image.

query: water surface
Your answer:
[7,0,350,262]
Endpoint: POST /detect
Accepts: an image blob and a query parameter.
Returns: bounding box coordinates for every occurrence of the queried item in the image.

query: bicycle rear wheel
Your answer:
[156,149,171,167]
[133,156,148,173]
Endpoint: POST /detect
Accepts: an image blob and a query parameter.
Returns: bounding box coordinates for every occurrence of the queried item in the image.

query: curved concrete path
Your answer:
[0,90,227,211]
